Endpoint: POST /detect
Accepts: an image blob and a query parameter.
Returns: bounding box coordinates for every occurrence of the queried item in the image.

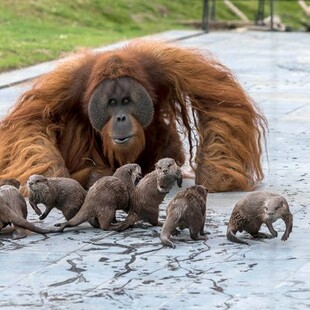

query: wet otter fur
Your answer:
[57,163,142,231]
[27,175,87,221]
[0,180,55,239]
[227,191,293,245]
[113,158,182,232]
[160,185,208,248]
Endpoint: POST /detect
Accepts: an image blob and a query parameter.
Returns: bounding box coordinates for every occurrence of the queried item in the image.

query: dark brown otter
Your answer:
[160,185,208,248]
[57,163,142,231]
[113,158,183,232]
[0,178,20,189]
[227,191,293,245]
[27,175,87,221]
[0,181,54,239]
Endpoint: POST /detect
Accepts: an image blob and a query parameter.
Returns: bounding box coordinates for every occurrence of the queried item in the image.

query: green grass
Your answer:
[0,0,307,72]
[0,0,203,72]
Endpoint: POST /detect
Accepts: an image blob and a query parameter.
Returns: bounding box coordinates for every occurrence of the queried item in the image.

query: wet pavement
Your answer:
[0,30,310,309]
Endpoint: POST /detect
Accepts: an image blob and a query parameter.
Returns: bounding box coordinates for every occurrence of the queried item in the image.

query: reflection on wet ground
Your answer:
[0,30,309,309]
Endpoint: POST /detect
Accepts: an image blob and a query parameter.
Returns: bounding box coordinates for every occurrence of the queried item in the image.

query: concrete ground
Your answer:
[0,30,309,309]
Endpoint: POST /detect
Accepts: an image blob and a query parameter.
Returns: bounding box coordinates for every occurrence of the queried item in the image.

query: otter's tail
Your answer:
[6,206,56,234]
[57,204,90,232]
[227,229,249,245]
[111,211,139,232]
[160,208,183,248]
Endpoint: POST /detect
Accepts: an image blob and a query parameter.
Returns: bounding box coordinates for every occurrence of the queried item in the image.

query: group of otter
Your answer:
[0,158,293,248]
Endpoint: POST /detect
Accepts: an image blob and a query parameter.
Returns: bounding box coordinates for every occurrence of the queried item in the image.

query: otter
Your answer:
[27,175,87,221]
[113,158,183,232]
[0,178,20,189]
[227,191,293,245]
[0,180,54,239]
[160,185,208,248]
[57,163,142,231]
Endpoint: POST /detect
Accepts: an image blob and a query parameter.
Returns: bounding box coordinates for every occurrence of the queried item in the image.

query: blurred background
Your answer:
[0,0,309,73]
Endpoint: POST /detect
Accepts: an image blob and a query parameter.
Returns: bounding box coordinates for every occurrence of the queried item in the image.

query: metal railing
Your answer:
[202,0,275,32]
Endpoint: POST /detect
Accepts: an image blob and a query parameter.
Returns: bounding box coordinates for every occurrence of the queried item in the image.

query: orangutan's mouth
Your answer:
[113,135,133,144]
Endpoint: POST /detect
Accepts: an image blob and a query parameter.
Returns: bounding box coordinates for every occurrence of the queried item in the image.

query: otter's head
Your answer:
[263,197,290,222]
[155,158,182,193]
[0,178,20,189]
[192,185,208,202]
[27,174,49,195]
[114,163,142,186]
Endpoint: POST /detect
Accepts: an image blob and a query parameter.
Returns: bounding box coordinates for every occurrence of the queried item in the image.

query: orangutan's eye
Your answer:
[108,99,117,106]
[122,98,130,105]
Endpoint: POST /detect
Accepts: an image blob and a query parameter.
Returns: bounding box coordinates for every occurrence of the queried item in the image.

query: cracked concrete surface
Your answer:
[0,30,309,309]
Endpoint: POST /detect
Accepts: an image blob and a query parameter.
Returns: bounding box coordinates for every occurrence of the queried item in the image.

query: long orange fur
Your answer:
[0,40,267,192]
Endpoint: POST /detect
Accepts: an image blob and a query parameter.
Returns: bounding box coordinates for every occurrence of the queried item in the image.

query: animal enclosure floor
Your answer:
[0,30,310,309]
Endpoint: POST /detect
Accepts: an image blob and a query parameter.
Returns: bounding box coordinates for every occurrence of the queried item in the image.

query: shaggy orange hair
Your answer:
[0,40,267,192]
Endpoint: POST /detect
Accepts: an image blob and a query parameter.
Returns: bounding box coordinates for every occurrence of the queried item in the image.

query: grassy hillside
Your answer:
[0,0,307,72]
[0,0,203,72]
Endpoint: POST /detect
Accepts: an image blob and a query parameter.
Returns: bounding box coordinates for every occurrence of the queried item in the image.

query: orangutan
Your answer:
[0,40,267,192]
